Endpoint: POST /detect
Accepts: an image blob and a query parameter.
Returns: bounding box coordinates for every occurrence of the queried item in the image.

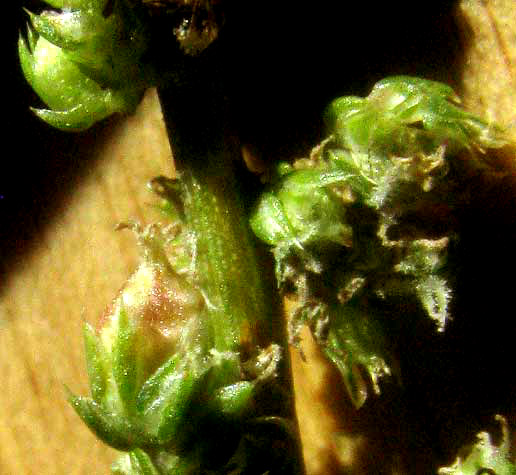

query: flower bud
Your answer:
[326,75,508,159]
[18,0,152,130]
[96,226,204,385]
[251,76,510,407]
[69,224,207,449]
[68,223,276,470]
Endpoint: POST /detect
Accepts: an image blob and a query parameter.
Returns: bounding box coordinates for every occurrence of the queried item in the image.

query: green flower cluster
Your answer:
[251,76,508,407]
[69,221,282,474]
[18,0,154,130]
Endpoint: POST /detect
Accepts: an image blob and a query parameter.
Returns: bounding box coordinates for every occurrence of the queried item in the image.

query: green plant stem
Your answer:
[158,84,272,353]
[157,64,305,473]
[181,155,269,351]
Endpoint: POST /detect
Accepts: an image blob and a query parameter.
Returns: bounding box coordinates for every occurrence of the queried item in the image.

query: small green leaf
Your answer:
[326,148,382,198]
[67,390,135,450]
[17,32,35,86]
[142,451,202,475]
[42,0,96,8]
[128,449,160,475]
[83,323,109,403]
[31,103,113,131]
[250,192,297,247]
[26,9,86,50]
[157,370,198,444]
[210,381,255,418]
[136,354,181,414]
[277,168,353,247]
[135,356,201,441]
[251,167,354,252]
[324,301,393,408]
[201,351,241,393]
[113,449,192,475]
[112,308,140,412]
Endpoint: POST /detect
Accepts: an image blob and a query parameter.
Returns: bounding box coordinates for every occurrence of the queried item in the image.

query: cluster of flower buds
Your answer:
[251,76,509,407]
[68,220,284,473]
[18,0,154,130]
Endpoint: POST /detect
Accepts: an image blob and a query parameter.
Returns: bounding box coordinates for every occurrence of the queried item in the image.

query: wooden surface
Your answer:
[0,89,174,474]
[1,1,516,474]
[457,0,516,127]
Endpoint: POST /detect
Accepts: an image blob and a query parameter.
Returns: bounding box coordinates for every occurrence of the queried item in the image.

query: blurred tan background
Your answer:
[0,89,173,474]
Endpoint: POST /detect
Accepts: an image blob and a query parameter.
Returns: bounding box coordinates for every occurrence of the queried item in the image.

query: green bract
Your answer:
[18,0,153,130]
[69,204,283,473]
[327,76,507,158]
[250,76,509,407]
[438,416,516,475]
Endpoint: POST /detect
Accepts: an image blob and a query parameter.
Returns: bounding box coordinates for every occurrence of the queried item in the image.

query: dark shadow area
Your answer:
[393,170,516,472]
[221,0,462,161]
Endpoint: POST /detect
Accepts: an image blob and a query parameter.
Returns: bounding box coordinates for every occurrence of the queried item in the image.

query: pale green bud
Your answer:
[68,222,280,472]
[18,0,152,130]
[251,76,511,406]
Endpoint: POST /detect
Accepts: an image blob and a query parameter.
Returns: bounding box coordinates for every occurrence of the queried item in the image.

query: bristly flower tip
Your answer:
[18,0,154,130]
[438,415,516,475]
[251,76,511,407]
[68,189,288,473]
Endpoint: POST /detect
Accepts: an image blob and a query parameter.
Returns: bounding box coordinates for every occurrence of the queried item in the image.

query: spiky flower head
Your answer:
[18,0,154,130]
[251,76,510,407]
[67,221,280,473]
[66,185,290,474]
